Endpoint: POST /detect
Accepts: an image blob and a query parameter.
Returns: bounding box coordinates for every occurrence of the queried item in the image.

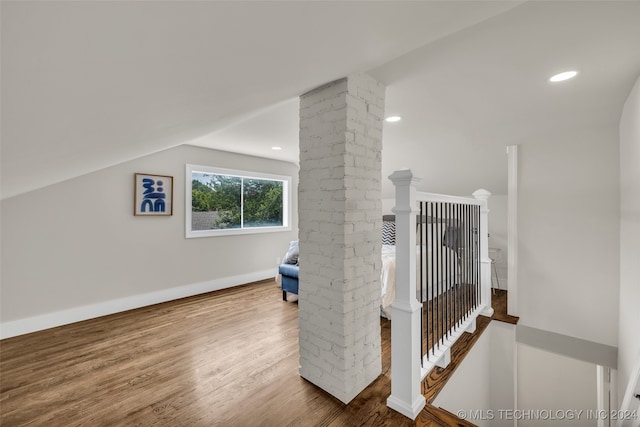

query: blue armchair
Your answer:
[278,263,299,301]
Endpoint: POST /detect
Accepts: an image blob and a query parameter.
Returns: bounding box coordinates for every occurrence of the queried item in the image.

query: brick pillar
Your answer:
[298,74,385,403]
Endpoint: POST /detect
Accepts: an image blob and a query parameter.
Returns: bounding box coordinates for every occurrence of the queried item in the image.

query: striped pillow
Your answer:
[382,221,396,245]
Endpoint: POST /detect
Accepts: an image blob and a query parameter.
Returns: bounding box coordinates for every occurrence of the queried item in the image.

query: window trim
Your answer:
[186,164,292,238]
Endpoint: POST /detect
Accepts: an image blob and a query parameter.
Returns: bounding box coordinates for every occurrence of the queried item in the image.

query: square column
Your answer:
[298,74,385,403]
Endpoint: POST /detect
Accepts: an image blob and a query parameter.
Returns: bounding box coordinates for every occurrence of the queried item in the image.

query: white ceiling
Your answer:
[189,1,640,197]
[2,1,639,200]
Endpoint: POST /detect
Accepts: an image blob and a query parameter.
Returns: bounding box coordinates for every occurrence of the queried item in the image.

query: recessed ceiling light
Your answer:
[385,116,402,123]
[271,146,282,151]
[549,71,578,83]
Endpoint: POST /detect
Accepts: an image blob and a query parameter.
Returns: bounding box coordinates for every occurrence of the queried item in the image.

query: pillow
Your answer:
[283,240,299,265]
[382,221,396,245]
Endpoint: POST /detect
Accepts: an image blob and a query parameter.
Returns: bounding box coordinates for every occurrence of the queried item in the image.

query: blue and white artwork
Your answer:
[134,173,173,216]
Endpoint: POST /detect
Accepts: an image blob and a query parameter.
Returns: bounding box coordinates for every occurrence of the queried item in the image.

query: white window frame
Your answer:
[186,164,291,238]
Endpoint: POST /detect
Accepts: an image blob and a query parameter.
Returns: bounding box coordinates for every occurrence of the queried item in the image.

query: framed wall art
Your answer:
[134,173,173,216]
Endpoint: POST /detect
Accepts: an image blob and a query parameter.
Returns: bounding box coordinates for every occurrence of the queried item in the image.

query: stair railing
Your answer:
[386,169,493,419]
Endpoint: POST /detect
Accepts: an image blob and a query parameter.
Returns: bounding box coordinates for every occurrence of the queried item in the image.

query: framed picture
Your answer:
[134,173,173,216]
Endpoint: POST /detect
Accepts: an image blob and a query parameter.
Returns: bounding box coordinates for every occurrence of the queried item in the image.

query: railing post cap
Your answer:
[472,188,491,199]
[388,169,421,186]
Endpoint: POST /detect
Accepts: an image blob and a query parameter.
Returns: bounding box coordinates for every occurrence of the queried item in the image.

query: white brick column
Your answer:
[298,74,385,403]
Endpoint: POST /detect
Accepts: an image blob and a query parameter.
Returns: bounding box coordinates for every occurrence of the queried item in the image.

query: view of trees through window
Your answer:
[191,172,284,231]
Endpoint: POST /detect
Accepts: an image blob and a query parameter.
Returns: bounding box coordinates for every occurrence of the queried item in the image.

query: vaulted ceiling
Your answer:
[2,1,640,200]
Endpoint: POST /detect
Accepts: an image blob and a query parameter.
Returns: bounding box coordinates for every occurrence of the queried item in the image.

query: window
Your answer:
[186,164,291,238]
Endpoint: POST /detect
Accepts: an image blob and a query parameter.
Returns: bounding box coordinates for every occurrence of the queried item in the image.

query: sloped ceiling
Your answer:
[1,0,522,200]
[189,1,640,197]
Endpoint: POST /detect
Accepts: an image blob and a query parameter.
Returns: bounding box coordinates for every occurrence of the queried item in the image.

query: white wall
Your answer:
[0,145,298,337]
[433,323,600,427]
[618,75,640,403]
[382,197,394,216]
[433,322,492,427]
[433,322,516,427]
[489,195,508,289]
[490,321,516,427]
[518,125,619,346]
[517,343,597,427]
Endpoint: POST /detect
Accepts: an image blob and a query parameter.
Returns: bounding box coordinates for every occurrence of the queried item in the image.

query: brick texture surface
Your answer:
[298,74,385,403]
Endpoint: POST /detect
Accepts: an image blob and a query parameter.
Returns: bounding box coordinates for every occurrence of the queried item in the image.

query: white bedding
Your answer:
[380,244,460,318]
[380,245,399,317]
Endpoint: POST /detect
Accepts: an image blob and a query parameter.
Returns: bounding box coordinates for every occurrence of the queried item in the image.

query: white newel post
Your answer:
[386,170,426,419]
[473,189,494,317]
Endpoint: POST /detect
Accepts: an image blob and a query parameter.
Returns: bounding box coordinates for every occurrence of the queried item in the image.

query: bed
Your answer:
[380,217,462,318]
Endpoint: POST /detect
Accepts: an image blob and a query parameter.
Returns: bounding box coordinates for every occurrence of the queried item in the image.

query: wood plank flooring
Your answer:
[418,405,477,427]
[491,289,519,325]
[1,279,500,426]
[0,280,414,426]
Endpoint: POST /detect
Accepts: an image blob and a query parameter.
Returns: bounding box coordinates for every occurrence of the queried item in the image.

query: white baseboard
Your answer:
[0,269,275,340]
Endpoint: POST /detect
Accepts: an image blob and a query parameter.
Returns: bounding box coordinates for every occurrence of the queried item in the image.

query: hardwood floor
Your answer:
[0,280,415,426]
[491,289,519,325]
[1,280,502,426]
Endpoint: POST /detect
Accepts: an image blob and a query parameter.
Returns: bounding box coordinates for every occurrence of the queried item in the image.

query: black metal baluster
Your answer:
[457,203,462,323]
[444,202,448,336]
[438,202,443,348]
[471,204,476,309]
[444,203,450,340]
[466,205,474,306]
[430,202,435,357]
[450,203,455,331]
[476,205,480,308]
[451,203,455,330]
[467,204,472,315]
[460,205,469,317]
[462,204,466,317]
[419,202,424,365]
[443,204,447,341]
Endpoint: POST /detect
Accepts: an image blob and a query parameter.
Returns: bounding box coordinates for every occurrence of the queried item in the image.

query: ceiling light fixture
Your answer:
[549,70,578,83]
[385,116,402,123]
[271,146,282,151]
